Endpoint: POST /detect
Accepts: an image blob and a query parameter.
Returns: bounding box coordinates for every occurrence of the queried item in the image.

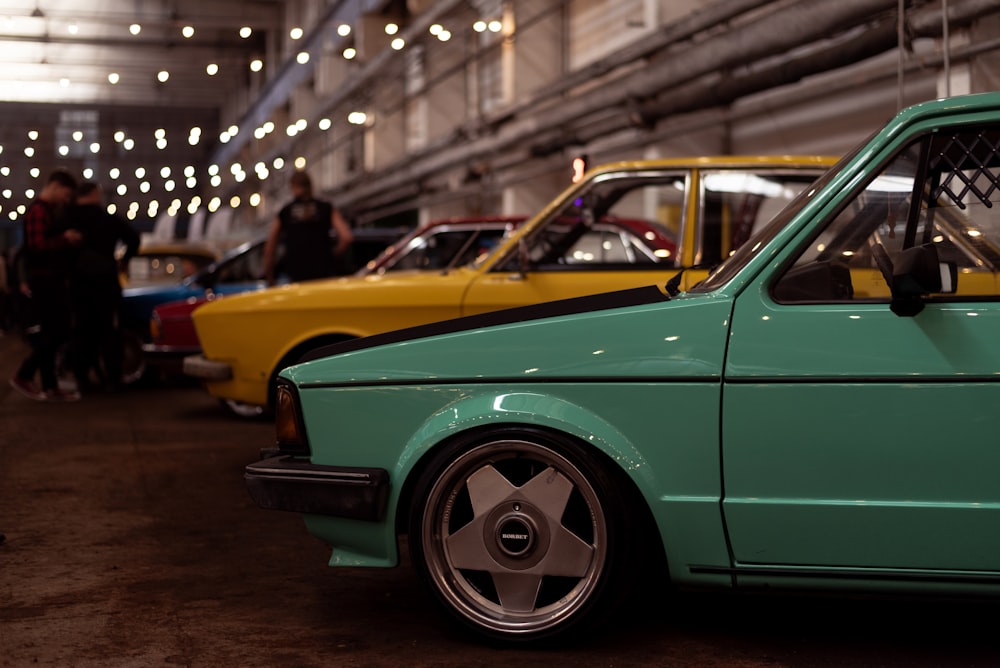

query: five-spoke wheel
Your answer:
[409,428,633,642]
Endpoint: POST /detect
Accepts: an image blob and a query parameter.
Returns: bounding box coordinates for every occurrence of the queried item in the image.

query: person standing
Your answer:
[9,169,81,402]
[263,170,353,286]
[67,181,140,392]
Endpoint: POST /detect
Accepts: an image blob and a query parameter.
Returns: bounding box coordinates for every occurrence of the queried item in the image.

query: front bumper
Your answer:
[143,343,201,358]
[183,354,232,380]
[245,455,389,522]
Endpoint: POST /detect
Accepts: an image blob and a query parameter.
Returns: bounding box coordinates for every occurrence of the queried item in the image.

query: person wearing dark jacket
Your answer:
[67,181,140,392]
[263,170,353,285]
[9,169,81,402]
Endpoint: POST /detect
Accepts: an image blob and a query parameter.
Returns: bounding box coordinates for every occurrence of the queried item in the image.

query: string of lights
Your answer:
[0,8,509,232]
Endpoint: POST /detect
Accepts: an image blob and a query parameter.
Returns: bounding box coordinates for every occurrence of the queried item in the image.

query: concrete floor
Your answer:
[2,333,999,667]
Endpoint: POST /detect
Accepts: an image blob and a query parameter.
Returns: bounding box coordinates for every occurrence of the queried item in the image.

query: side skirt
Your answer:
[690,564,1000,587]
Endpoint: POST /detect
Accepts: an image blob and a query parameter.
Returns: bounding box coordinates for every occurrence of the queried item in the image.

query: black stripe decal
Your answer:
[299,375,718,390]
[300,374,1000,389]
[298,284,669,363]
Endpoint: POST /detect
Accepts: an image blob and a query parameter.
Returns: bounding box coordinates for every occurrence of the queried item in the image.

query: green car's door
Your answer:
[721,124,1000,575]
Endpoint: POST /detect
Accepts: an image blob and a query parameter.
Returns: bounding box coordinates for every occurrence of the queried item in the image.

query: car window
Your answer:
[698,170,824,266]
[774,125,1000,303]
[693,148,866,294]
[383,228,508,272]
[496,172,682,271]
[127,254,204,284]
[215,243,266,283]
[561,222,665,264]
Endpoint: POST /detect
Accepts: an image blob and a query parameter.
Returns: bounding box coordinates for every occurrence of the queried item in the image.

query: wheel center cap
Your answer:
[496,515,535,557]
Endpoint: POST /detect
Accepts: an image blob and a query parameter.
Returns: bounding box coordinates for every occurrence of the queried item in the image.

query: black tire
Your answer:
[408,427,637,643]
[56,331,144,387]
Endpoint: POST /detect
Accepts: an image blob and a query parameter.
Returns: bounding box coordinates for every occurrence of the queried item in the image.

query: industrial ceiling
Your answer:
[0,0,289,230]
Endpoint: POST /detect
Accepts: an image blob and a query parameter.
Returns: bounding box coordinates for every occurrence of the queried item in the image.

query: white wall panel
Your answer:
[513,1,564,102]
[971,13,1000,93]
[568,0,649,70]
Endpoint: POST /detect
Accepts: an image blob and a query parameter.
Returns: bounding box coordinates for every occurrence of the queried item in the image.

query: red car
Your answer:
[147,216,530,363]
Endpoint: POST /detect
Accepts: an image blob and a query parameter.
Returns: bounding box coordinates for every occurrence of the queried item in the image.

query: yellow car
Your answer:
[185,156,836,416]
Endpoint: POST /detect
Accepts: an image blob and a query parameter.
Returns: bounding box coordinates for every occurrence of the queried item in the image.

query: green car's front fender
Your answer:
[301,380,734,585]
[290,292,737,576]
[303,387,643,568]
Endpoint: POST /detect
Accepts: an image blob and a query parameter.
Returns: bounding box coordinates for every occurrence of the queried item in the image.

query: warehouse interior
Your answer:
[0,0,997,247]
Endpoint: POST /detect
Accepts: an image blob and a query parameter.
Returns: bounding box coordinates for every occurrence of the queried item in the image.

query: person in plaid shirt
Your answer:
[9,169,82,401]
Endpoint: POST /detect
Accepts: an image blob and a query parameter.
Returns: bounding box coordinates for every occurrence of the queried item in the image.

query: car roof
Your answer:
[136,242,219,259]
[579,155,838,174]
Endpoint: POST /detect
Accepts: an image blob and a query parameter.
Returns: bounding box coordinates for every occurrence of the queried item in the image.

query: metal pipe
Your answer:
[943,0,951,96]
[899,0,906,110]
[338,0,998,215]
[334,0,907,208]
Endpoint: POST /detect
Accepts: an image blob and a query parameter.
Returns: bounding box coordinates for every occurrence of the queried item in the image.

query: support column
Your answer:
[938,29,972,97]
[512,1,562,102]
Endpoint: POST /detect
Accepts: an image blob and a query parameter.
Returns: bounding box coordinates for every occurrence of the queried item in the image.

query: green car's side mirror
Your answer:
[879,243,958,317]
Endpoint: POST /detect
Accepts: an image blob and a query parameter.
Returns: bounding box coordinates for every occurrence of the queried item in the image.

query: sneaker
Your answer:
[44,388,81,402]
[9,376,46,401]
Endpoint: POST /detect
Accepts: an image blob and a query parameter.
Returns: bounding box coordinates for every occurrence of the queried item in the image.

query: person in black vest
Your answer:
[67,181,140,393]
[9,169,81,402]
[263,170,353,286]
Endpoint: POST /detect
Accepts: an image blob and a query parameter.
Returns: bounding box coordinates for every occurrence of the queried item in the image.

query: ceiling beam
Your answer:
[0,31,265,50]
[3,0,283,30]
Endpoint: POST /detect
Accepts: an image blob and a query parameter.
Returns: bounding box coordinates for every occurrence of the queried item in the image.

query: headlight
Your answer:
[274,380,309,455]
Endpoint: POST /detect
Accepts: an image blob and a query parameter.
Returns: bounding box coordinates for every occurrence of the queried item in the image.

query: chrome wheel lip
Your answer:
[119,330,147,385]
[420,439,607,636]
[223,399,266,418]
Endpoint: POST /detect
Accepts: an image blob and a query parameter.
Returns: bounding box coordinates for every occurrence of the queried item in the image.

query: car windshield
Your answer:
[481,171,682,272]
[689,147,864,293]
[366,225,515,274]
[126,253,210,286]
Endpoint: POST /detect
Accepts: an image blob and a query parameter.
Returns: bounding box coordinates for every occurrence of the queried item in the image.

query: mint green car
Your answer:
[246,92,1000,643]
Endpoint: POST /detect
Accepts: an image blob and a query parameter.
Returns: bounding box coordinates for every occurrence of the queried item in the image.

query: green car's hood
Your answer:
[283,286,734,386]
